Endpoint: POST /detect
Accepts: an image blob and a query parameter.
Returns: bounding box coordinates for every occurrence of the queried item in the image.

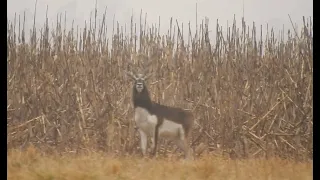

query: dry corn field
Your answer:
[7,8,312,180]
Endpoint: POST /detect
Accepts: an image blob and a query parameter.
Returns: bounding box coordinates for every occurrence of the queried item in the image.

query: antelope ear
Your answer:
[124,70,137,80]
[144,73,153,80]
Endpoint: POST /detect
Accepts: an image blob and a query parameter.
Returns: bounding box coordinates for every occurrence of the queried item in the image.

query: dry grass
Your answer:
[7,5,312,162]
[8,146,312,180]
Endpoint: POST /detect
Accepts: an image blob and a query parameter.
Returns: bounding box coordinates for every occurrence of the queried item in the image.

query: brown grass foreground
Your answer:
[8,146,312,180]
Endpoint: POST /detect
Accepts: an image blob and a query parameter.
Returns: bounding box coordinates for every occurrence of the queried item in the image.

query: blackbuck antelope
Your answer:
[125,65,194,160]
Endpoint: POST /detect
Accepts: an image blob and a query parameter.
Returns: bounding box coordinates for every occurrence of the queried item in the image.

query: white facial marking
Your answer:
[134,74,146,93]
[135,82,144,92]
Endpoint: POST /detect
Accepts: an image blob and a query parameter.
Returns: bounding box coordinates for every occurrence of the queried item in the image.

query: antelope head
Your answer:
[125,60,153,93]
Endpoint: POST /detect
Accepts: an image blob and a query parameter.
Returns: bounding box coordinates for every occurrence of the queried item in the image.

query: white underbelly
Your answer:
[158,119,184,139]
[134,107,184,139]
[138,120,156,136]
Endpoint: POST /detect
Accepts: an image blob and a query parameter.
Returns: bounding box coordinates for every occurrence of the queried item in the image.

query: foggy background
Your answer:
[7,0,313,42]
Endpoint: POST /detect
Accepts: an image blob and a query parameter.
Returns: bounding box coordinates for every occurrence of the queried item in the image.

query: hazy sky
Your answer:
[7,0,313,41]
